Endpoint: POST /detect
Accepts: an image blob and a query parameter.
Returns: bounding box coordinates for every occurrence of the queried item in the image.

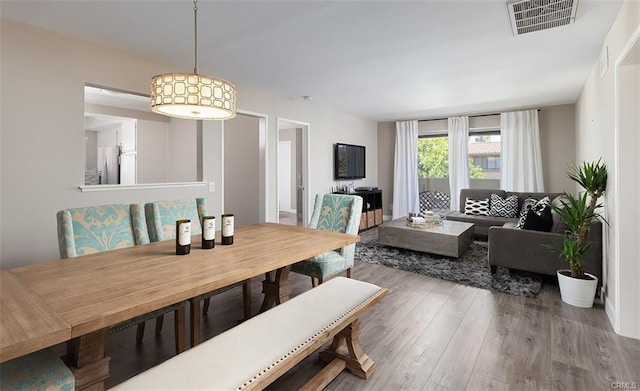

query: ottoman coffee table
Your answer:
[377,218,474,257]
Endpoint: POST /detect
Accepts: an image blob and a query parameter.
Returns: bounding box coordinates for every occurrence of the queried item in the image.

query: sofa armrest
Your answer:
[488,226,602,282]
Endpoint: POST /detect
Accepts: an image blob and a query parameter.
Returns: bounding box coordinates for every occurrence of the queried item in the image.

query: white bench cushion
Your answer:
[111,277,382,391]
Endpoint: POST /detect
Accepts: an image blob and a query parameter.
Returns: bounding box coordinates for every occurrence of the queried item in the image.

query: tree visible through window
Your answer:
[417,136,486,179]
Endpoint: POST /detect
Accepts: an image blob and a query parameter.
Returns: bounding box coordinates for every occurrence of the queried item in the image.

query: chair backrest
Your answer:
[419,191,451,212]
[308,194,363,263]
[144,198,207,242]
[56,204,149,259]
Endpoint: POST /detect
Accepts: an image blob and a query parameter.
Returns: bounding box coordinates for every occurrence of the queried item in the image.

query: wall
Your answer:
[377,104,578,216]
[575,0,639,338]
[137,119,169,183]
[377,122,395,218]
[0,19,377,268]
[167,118,198,183]
[279,128,298,210]
[224,114,260,227]
[537,104,576,192]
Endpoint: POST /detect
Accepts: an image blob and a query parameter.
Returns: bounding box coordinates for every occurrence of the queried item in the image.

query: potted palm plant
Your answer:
[551,159,607,308]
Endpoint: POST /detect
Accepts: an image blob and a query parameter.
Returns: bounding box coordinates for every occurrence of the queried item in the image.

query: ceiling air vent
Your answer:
[507,0,579,35]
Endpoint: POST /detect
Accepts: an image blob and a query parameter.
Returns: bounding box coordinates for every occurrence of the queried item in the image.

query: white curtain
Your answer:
[392,120,419,219]
[448,116,470,211]
[500,110,544,192]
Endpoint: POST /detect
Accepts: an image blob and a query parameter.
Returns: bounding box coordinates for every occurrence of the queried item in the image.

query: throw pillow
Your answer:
[516,196,550,229]
[522,205,553,232]
[464,198,489,216]
[488,194,518,218]
[518,198,538,219]
[550,195,570,233]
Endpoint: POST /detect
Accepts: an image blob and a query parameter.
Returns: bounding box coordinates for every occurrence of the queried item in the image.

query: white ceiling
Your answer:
[1,0,624,121]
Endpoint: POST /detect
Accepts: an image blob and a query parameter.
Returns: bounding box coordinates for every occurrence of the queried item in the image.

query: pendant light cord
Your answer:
[193,0,199,74]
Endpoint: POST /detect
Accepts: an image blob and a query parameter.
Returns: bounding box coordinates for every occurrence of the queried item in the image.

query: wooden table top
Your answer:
[0,270,72,362]
[4,223,359,350]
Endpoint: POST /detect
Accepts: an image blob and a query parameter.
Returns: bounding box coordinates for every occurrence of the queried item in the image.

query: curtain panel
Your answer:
[448,116,470,210]
[500,110,544,192]
[392,120,419,219]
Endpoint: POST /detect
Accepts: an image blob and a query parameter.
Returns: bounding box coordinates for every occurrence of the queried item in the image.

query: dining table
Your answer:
[0,223,359,390]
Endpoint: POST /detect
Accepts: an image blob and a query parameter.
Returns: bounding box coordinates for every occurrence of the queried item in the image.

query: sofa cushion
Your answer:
[489,194,518,218]
[464,197,490,216]
[447,212,517,228]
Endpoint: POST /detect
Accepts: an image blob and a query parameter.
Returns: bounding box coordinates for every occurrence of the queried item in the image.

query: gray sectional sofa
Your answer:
[438,188,603,283]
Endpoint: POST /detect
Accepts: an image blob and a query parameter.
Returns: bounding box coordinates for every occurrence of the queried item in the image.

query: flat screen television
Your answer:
[334,143,366,180]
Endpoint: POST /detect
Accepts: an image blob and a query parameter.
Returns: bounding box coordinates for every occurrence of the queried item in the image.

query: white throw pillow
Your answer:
[464,198,490,216]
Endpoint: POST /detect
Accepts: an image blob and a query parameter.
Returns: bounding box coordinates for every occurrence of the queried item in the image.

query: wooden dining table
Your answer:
[0,223,359,390]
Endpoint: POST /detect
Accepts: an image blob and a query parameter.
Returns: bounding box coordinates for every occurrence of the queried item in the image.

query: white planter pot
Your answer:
[557,270,598,308]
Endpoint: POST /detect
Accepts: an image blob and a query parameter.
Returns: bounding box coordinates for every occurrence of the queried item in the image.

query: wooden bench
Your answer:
[111,277,388,390]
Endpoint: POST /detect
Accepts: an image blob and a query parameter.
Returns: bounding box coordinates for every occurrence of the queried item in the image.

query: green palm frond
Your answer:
[567,158,607,198]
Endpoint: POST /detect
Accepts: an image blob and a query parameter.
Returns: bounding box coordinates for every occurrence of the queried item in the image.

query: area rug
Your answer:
[355,237,543,298]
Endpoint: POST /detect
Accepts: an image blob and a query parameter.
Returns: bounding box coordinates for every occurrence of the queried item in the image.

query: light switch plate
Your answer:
[208,181,215,192]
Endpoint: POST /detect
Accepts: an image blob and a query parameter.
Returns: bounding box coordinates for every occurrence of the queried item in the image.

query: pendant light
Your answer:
[151,0,236,120]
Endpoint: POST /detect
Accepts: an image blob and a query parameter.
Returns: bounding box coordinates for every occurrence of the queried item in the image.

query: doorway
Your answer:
[277,118,309,227]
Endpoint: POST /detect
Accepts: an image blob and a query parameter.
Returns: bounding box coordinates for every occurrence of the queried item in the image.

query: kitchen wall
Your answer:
[0,19,377,268]
[575,0,639,338]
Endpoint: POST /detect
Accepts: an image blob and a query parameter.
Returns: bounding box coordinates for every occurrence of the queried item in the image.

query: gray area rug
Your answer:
[355,237,543,298]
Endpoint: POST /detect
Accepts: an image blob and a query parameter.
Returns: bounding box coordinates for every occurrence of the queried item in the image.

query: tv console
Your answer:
[333,189,382,232]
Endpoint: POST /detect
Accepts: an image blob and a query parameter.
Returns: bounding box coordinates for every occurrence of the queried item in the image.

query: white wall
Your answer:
[0,19,377,268]
[279,128,298,209]
[167,118,198,183]
[224,114,260,227]
[575,0,639,338]
[137,119,169,183]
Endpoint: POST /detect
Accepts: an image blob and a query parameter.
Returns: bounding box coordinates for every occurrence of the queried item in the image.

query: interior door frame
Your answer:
[276,118,310,226]
[611,24,640,338]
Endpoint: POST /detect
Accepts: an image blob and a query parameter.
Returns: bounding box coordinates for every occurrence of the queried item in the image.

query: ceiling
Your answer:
[1,0,624,121]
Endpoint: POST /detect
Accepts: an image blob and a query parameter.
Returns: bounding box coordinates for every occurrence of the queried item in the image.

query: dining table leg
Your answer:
[64,329,110,391]
[259,265,292,313]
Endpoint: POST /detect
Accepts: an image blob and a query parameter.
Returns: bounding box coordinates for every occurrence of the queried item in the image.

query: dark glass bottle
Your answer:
[201,216,215,249]
[176,219,191,255]
[221,214,234,245]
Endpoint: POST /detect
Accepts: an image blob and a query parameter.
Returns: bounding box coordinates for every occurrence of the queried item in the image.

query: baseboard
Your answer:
[383,214,393,222]
[604,293,618,332]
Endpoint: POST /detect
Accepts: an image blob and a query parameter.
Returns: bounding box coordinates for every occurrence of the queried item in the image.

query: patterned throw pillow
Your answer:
[488,194,518,218]
[516,196,550,228]
[518,198,539,218]
[464,198,490,216]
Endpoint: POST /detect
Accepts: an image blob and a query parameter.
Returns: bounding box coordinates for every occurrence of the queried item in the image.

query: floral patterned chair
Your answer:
[144,198,251,345]
[0,348,74,390]
[291,193,363,286]
[56,203,186,354]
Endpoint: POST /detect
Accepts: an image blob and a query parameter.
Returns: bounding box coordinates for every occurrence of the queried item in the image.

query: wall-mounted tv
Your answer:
[334,143,366,180]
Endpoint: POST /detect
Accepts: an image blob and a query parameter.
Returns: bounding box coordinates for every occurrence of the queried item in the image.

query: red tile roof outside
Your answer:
[468,142,501,156]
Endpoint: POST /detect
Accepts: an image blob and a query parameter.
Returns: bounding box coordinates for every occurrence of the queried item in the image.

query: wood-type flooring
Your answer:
[82,229,639,390]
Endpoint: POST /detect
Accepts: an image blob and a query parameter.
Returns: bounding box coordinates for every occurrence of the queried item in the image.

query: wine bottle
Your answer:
[201,216,215,249]
[176,219,191,255]
[221,214,234,245]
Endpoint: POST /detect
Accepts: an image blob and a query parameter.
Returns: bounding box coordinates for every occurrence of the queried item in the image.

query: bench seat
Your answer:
[112,277,387,391]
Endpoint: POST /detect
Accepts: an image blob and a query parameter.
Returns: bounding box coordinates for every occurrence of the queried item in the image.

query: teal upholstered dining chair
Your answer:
[144,198,252,343]
[56,203,186,354]
[0,348,74,391]
[291,193,363,286]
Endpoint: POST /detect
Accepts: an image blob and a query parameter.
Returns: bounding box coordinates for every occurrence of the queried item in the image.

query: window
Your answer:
[418,130,501,196]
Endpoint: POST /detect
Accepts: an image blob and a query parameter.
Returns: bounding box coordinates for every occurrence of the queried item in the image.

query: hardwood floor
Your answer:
[89,229,639,390]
